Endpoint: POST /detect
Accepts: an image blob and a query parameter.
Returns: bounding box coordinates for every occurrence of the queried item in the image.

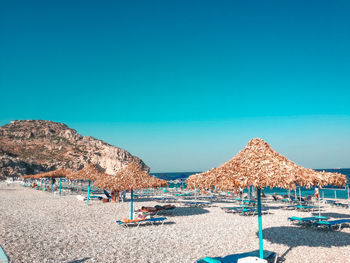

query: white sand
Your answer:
[1,182,349,263]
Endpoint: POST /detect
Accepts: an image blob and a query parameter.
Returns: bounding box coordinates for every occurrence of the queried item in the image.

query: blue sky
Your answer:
[1,1,350,172]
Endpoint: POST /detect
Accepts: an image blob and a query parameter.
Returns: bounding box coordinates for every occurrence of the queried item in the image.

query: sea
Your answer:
[151,168,350,200]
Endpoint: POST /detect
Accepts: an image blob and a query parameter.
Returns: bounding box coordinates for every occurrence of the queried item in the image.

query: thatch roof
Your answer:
[23,175,34,179]
[23,169,70,179]
[66,163,107,181]
[186,138,346,192]
[93,162,168,191]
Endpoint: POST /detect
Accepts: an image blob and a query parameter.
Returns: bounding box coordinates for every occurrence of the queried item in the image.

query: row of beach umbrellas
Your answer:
[22,138,347,260]
[23,163,169,218]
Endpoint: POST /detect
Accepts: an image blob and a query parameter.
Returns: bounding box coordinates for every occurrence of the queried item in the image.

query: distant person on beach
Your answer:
[273,192,283,200]
[239,188,243,199]
[121,190,126,202]
[315,187,319,199]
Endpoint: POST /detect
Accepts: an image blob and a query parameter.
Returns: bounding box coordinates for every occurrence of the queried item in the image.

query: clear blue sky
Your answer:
[1,0,349,172]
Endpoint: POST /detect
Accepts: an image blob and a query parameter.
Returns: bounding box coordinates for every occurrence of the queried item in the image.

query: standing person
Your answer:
[111,190,116,202]
[315,187,319,200]
[121,190,126,202]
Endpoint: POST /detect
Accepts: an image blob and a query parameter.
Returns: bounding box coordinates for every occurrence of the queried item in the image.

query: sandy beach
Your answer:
[1,182,349,263]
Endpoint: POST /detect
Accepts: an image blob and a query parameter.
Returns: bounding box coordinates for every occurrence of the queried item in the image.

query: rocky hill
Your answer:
[0,120,149,178]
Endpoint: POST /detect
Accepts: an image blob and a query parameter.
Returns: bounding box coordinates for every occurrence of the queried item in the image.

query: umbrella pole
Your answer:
[59,177,62,196]
[130,189,134,219]
[41,180,43,190]
[318,192,321,219]
[257,188,264,259]
[86,180,91,206]
[44,180,47,191]
[51,179,53,192]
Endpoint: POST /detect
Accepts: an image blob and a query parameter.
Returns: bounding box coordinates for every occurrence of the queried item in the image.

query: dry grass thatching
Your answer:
[66,163,107,181]
[93,162,168,191]
[186,138,347,192]
[23,169,70,179]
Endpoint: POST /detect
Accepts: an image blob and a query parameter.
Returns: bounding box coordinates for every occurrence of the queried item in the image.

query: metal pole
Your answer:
[86,180,91,206]
[130,189,134,219]
[44,180,47,191]
[59,178,62,196]
[318,195,321,219]
[257,188,264,259]
[334,190,337,200]
[51,179,53,192]
[41,180,43,190]
[299,187,301,205]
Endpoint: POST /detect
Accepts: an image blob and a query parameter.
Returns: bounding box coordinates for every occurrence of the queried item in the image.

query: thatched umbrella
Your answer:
[94,162,168,219]
[66,163,108,206]
[30,169,70,194]
[186,138,346,259]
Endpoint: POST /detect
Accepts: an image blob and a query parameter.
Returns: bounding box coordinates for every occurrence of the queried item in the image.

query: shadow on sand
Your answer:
[261,226,350,262]
[172,207,210,217]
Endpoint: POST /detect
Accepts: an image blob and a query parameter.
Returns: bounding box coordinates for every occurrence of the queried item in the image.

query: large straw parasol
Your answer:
[94,162,168,219]
[66,163,108,206]
[186,138,346,259]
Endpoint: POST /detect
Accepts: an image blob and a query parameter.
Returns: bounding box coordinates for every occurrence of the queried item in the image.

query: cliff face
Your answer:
[0,120,149,177]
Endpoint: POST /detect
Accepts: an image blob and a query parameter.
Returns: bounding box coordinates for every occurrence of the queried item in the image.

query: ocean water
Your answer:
[152,168,350,200]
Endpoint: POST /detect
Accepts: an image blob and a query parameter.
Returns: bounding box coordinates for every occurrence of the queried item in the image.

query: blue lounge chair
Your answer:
[325,200,337,205]
[295,205,317,211]
[222,207,245,213]
[240,207,269,216]
[288,216,328,225]
[103,190,111,200]
[197,250,277,263]
[313,219,350,231]
[89,195,103,200]
[116,217,167,228]
[183,201,211,207]
[0,245,9,263]
[333,202,350,208]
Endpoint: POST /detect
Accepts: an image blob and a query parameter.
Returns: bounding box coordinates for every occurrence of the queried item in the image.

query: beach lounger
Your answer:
[295,205,317,211]
[197,250,277,263]
[153,197,178,203]
[325,200,337,205]
[89,195,103,200]
[281,205,298,210]
[0,245,8,263]
[313,219,350,231]
[116,217,167,228]
[103,190,111,200]
[183,201,211,208]
[222,207,245,213]
[240,207,270,216]
[333,202,350,208]
[288,216,328,226]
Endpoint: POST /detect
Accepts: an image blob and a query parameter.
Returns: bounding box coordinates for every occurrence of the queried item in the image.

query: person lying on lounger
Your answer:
[273,193,284,200]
